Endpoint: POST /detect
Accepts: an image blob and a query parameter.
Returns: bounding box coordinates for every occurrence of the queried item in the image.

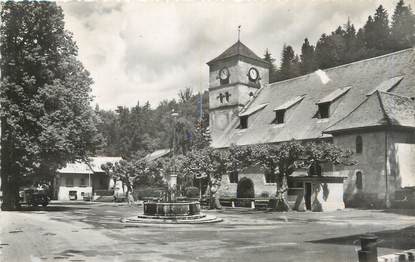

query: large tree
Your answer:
[391,0,415,50]
[300,38,317,74]
[0,2,102,210]
[181,145,252,209]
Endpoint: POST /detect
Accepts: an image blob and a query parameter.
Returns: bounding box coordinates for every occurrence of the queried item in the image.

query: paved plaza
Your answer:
[1,202,415,262]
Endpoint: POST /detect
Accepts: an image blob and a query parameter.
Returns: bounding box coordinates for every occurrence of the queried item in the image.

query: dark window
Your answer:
[225,91,231,102]
[240,116,248,129]
[220,78,229,85]
[66,177,74,187]
[274,110,285,124]
[264,171,276,183]
[80,178,87,187]
[318,103,330,118]
[229,172,238,183]
[356,136,363,154]
[356,171,363,190]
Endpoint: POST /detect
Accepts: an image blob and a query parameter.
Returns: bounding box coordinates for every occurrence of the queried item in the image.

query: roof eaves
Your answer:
[317,86,351,104]
[274,95,305,111]
[239,103,269,117]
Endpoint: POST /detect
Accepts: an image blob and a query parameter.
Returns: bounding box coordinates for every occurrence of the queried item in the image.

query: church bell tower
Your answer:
[207,40,270,144]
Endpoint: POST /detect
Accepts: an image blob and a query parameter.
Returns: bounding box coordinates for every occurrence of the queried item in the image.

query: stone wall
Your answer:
[333,129,415,207]
[218,168,276,198]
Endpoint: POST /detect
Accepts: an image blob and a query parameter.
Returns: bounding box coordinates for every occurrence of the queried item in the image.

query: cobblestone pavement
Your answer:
[1,201,415,262]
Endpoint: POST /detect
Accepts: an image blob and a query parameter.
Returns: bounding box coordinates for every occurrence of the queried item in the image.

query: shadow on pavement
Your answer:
[308,225,415,250]
[381,209,415,217]
[17,205,91,212]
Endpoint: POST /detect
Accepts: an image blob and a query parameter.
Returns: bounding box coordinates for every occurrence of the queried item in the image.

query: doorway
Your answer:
[237,178,255,198]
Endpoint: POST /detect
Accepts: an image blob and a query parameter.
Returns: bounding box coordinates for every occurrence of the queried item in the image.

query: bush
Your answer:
[134,187,165,200]
[185,186,200,198]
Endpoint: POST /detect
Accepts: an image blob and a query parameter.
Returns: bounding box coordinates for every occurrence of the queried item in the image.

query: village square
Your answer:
[1,0,415,262]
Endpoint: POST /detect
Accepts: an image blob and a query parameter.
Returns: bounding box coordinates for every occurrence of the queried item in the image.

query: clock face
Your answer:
[248,67,259,81]
[219,67,230,80]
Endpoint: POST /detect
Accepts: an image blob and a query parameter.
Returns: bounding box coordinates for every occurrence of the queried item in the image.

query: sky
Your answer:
[58,0,409,110]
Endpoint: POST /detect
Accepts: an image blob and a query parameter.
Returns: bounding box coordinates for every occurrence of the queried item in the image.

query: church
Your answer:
[207,40,415,210]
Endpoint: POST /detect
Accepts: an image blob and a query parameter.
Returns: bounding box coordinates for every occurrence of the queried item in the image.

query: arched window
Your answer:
[356,136,363,153]
[356,171,363,190]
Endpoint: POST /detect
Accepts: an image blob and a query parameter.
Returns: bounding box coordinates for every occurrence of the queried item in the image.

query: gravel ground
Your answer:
[1,201,415,262]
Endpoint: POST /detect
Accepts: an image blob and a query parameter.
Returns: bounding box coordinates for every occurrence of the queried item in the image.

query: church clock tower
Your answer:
[207,40,270,144]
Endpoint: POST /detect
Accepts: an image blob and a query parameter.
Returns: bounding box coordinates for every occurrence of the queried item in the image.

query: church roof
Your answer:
[207,41,268,66]
[211,48,415,148]
[325,91,415,134]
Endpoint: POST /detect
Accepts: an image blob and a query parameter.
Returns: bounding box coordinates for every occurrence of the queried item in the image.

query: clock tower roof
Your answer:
[207,41,270,67]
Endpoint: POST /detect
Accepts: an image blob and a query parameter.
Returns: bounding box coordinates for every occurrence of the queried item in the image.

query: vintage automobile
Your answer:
[19,188,50,207]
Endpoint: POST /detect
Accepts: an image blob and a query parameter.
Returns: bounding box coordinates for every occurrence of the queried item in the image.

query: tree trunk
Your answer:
[1,175,20,211]
[272,174,290,212]
[1,126,21,211]
[209,182,222,210]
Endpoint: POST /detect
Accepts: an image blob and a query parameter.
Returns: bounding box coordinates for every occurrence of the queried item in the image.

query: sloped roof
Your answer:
[57,157,122,174]
[275,96,304,111]
[143,149,171,162]
[239,103,268,117]
[325,91,415,133]
[207,41,268,65]
[366,75,404,96]
[317,86,351,104]
[211,48,415,148]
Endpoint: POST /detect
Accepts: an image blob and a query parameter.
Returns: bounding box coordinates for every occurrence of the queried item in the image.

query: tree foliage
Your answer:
[0,1,102,210]
[266,1,415,82]
[95,89,210,158]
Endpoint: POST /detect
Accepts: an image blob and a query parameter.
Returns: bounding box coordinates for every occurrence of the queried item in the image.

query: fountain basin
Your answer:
[122,201,222,224]
[143,201,201,217]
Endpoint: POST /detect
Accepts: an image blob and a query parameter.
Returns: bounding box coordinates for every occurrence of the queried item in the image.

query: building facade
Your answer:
[208,41,415,209]
[55,157,122,201]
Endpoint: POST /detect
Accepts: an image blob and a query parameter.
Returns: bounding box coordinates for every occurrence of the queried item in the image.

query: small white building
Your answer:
[55,157,122,201]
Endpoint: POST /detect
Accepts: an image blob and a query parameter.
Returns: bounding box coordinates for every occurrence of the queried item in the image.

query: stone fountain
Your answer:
[122,111,222,225]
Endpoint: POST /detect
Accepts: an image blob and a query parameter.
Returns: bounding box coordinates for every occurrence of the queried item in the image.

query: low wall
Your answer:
[58,186,92,201]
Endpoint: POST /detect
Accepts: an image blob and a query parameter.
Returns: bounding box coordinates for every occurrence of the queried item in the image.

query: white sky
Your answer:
[59,0,410,110]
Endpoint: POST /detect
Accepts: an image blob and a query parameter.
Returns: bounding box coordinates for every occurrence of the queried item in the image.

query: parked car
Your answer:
[19,188,50,207]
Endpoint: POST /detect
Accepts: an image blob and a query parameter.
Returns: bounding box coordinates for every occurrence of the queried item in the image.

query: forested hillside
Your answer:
[95,88,210,158]
[265,0,415,82]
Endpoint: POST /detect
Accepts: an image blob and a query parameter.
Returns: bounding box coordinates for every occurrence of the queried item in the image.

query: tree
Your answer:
[391,0,415,50]
[181,145,253,209]
[300,38,317,74]
[0,2,102,210]
[279,45,301,80]
[363,6,391,55]
[251,141,353,211]
[315,33,339,69]
[263,49,278,82]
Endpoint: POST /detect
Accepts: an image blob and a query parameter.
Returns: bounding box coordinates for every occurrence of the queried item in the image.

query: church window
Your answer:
[264,171,276,183]
[356,171,363,190]
[225,91,231,102]
[229,172,238,183]
[356,136,363,154]
[240,116,248,129]
[318,103,330,119]
[217,93,224,104]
